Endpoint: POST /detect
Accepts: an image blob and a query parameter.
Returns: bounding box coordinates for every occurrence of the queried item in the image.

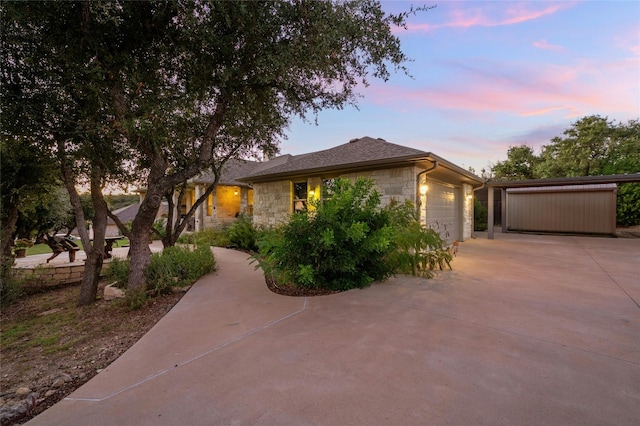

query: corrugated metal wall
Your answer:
[506,184,617,235]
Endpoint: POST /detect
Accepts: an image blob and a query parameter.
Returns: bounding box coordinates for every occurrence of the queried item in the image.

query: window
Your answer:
[293,182,307,212]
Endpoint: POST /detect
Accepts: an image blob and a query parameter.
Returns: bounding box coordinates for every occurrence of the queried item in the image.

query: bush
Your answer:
[145,245,216,295]
[384,200,452,278]
[177,227,231,247]
[474,198,488,231]
[617,183,640,226]
[256,178,455,293]
[0,259,24,307]
[227,215,258,251]
[257,178,396,291]
[104,257,130,288]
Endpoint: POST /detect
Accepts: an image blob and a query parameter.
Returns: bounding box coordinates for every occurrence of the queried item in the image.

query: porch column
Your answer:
[194,185,203,231]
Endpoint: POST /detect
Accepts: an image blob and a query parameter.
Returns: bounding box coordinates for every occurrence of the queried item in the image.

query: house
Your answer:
[137,159,260,232]
[237,137,484,242]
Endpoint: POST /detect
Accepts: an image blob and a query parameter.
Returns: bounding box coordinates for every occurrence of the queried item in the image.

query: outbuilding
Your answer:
[486,174,640,238]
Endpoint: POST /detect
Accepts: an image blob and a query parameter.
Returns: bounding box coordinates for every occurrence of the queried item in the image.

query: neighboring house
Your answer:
[237,137,484,242]
[104,202,169,237]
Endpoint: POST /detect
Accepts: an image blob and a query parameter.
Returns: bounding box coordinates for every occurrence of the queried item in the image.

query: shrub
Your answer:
[104,257,130,288]
[474,198,488,231]
[227,215,258,251]
[617,183,640,226]
[145,244,216,295]
[256,179,455,293]
[0,266,24,307]
[257,178,396,291]
[384,200,452,278]
[177,227,231,247]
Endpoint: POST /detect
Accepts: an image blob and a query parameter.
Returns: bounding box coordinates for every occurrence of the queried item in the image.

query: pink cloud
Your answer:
[363,56,639,120]
[400,1,576,33]
[521,106,581,118]
[533,39,565,52]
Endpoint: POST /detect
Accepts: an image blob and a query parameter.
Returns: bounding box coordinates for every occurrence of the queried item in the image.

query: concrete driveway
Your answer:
[28,233,640,425]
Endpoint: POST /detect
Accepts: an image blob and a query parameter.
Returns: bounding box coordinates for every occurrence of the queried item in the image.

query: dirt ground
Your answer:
[0,282,184,425]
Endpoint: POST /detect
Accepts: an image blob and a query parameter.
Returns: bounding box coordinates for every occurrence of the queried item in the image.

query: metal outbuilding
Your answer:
[505,184,617,234]
[485,174,640,239]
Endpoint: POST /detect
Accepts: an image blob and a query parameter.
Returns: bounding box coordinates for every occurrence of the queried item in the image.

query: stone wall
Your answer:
[14,261,115,288]
[251,166,476,241]
[462,183,474,240]
[341,166,418,207]
[253,180,292,226]
[252,166,419,227]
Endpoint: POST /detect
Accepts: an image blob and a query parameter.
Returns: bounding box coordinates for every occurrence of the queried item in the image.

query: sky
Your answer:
[281,0,640,175]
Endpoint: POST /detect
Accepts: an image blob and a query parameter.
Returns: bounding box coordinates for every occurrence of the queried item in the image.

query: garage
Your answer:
[506,184,617,235]
[425,178,460,242]
[485,174,640,239]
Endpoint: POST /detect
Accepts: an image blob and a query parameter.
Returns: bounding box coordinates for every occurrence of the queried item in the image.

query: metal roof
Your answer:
[488,174,640,188]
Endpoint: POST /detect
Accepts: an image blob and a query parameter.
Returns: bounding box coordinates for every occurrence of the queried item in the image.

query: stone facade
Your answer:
[253,180,292,226]
[462,183,474,241]
[249,165,476,242]
[340,166,419,207]
[252,166,420,227]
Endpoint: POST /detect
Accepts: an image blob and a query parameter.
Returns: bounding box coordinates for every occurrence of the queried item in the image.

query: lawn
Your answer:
[24,239,130,256]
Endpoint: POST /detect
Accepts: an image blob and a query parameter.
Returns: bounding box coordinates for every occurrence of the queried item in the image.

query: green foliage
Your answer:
[14,238,33,249]
[384,200,452,278]
[227,215,259,251]
[491,145,540,180]
[4,1,425,291]
[256,178,453,292]
[151,219,166,240]
[104,258,130,289]
[473,198,488,231]
[0,265,24,307]
[256,178,393,291]
[177,227,231,247]
[125,290,147,311]
[146,245,216,295]
[617,183,640,226]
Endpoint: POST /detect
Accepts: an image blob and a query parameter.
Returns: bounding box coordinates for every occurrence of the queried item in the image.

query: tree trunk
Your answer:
[78,249,103,305]
[1,198,19,257]
[76,171,110,306]
[127,188,162,294]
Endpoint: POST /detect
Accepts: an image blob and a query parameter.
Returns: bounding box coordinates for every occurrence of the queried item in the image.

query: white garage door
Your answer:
[425,180,460,243]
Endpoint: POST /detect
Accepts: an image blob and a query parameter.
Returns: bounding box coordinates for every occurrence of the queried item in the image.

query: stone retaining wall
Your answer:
[14,261,114,288]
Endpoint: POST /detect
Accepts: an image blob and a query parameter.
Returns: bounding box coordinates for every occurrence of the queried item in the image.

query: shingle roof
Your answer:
[193,158,261,187]
[240,137,429,180]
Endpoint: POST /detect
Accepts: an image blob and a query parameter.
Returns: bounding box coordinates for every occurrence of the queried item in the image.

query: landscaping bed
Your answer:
[0,282,184,425]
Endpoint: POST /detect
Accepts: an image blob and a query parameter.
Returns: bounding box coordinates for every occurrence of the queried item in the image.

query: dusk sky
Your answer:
[282,0,640,174]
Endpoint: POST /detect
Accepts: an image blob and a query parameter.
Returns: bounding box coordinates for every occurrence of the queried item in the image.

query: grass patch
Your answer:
[23,239,130,256]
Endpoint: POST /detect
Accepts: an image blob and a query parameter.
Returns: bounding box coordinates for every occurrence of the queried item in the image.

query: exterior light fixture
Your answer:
[309,189,315,197]
[234,189,238,196]
[419,184,428,195]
